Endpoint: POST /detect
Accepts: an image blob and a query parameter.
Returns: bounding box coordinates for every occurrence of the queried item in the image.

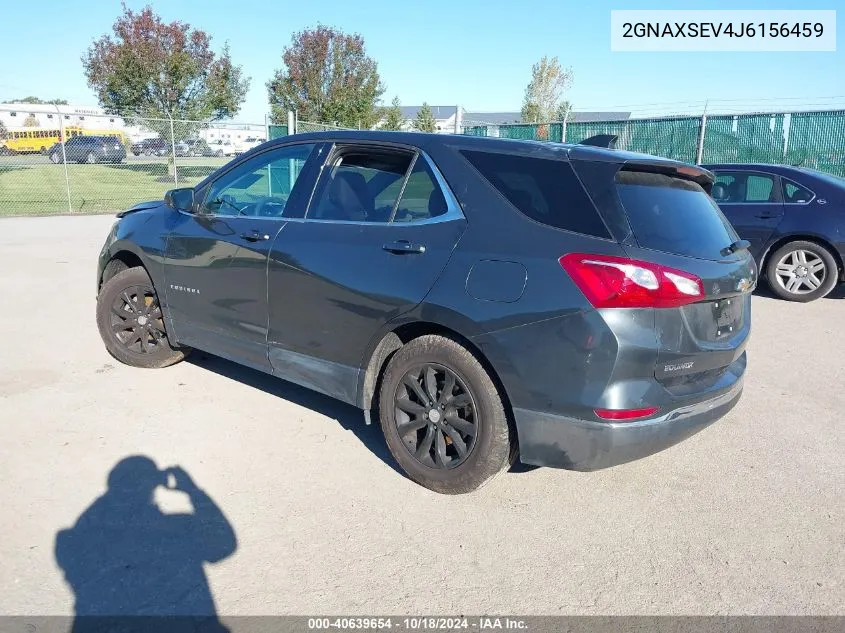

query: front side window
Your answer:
[203,143,315,217]
[309,149,413,223]
[712,172,777,203]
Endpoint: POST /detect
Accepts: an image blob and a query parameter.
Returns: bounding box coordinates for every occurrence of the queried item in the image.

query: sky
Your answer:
[0,0,842,123]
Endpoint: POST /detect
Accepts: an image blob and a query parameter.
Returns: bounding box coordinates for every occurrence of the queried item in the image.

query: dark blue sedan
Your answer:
[703,164,845,301]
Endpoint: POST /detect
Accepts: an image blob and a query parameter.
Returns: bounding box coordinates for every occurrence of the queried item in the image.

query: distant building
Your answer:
[0,102,265,143]
[375,106,633,133]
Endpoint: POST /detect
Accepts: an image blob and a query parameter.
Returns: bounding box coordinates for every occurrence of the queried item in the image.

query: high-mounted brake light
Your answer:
[559,253,704,309]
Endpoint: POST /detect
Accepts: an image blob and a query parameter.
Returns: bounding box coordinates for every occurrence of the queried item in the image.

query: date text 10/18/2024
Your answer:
[307,617,528,630]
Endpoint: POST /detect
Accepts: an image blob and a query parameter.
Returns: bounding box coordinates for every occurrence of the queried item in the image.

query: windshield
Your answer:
[616,170,739,261]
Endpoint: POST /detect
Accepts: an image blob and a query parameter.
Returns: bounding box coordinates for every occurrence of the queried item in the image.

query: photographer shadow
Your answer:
[55,456,236,633]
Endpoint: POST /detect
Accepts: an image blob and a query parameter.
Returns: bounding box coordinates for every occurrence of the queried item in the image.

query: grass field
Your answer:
[0,156,229,215]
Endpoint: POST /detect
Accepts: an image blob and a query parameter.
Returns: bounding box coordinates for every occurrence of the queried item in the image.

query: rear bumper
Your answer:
[514,378,743,471]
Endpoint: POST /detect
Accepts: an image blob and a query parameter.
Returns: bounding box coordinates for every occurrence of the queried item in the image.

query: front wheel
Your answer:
[96,266,188,368]
[50,152,60,164]
[766,241,839,302]
[378,335,513,494]
[86,152,96,164]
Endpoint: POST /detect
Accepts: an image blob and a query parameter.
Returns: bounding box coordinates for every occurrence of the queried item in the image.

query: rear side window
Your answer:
[615,170,738,261]
[310,149,413,223]
[392,157,447,223]
[460,150,610,238]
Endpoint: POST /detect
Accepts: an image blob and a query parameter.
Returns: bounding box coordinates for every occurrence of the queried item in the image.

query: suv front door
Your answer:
[266,143,467,403]
[163,142,320,371]
[710,170,784,259]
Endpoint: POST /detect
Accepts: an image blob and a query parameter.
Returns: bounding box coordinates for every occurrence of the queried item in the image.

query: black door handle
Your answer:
[754,213,777,219]
[383,240,426,254]
[240,230,270,242]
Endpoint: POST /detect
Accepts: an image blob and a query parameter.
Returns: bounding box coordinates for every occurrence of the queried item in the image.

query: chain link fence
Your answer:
[0,105,266,216]
[463,109,845,177]
[3,102,845,216]
[0,105,372,215]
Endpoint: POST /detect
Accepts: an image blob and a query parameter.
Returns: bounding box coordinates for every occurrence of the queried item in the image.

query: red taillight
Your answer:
[594,406,659,421]
[559,253,704,309]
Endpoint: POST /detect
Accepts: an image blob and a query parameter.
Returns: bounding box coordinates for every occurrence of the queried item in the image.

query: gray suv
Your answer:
[49,135,126,164]
[95,131,755,493]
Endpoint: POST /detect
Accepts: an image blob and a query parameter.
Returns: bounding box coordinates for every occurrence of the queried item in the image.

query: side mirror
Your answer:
[164,187,195,212]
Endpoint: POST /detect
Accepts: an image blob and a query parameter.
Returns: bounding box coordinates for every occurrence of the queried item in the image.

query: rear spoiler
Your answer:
[619,160,715,191]
[579,134,618,149]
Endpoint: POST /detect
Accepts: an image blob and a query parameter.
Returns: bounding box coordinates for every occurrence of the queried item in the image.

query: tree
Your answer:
[381,96,405,131]
[2,97,68,105]
[82,4,249,122]
[413,102,437,133]
[0,120,6,140]
[267,25,384,128]
[555,100,574,122]
[520,56,574,123]
[23,114,39,127]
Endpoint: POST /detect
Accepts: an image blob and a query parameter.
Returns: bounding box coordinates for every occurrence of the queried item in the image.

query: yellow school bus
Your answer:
[1,126,126,154]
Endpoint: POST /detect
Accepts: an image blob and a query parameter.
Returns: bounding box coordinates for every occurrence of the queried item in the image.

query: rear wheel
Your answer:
[96,266,187,368]
[378,335,513,494]
[766,241,839,302]
[50,152,60,164]
[86,152,96,164]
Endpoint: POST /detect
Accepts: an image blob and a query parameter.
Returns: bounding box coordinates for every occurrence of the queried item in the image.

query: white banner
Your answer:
[611,10,836,52]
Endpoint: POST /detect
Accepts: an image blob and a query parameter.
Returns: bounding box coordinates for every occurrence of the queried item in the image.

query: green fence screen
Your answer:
[700,114,786,164]
[462,109,845,177]
[498,123,563,142]
[784,110,845,176]
[268,124,288,140]
[566,117,701,163]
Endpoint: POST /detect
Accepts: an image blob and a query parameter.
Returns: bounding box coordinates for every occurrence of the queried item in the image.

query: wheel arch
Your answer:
[357,317,520,450]
[761,233,844,282]
[99,249,146,290]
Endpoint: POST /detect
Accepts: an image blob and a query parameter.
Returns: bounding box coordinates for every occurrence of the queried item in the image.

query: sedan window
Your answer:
[782,179,814,204]
[712,172,777,203]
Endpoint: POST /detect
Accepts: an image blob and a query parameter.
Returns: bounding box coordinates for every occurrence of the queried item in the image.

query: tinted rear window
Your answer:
[615,170,738,260]
[461,150,610,238]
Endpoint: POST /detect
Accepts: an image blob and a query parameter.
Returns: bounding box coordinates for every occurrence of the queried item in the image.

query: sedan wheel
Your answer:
[767,240,839,302]
[50,152,60,164]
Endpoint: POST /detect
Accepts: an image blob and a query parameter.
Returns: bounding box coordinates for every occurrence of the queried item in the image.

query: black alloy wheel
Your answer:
[96,266,187,368]
[394,363,478,469]
[109,284,167,355]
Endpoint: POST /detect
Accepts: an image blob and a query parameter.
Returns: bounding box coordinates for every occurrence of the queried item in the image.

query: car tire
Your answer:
[86,152,96,164]
[215,150,223,157]
[378,334,514,494]
[50,152,60,164]
[96,266,188,369]
[766,240,840,302]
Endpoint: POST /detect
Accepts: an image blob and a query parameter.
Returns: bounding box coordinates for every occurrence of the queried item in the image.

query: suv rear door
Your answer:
[600,165,757,384]
[266,142,466,403]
